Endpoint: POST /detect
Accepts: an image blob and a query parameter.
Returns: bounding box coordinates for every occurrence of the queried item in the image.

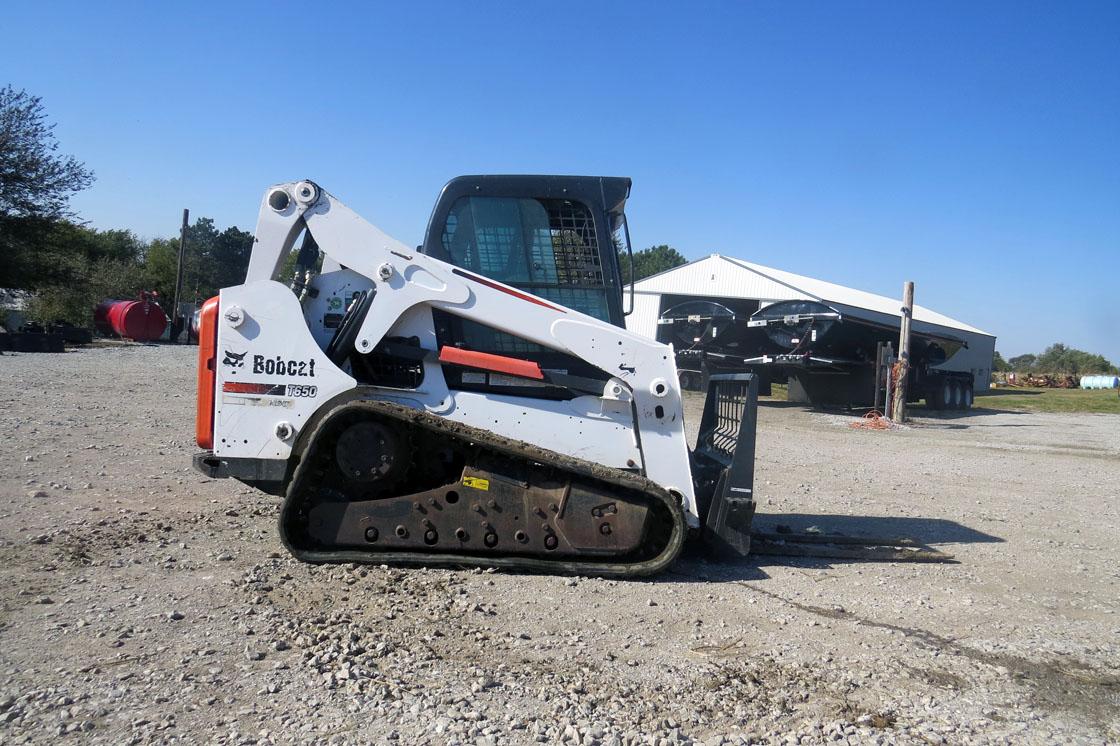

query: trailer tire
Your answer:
[924,384,940,410]
[950,381,963,410]
[930,379,952,410]
[961,385,973,410]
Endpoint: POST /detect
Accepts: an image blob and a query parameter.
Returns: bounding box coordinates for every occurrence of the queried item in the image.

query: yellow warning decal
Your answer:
[462,476,490,491]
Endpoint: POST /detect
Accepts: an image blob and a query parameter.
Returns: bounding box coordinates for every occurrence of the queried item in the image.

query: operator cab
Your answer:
[420,175,634,398]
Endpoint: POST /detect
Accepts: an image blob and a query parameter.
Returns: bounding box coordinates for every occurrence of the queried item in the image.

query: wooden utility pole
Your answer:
[171,209,189,343]
[891,281,915,422]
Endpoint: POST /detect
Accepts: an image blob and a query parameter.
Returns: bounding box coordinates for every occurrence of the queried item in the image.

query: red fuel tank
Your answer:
[94,295,168,342]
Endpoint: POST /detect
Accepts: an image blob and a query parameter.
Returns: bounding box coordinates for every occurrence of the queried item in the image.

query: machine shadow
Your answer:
[658,513,1004,584]
[752,512,1004,545]
[662,554,772,583]
[756,400,809,409]
[914,406,1030,419]
[909,408,1035,427]
[759,400,1032,422]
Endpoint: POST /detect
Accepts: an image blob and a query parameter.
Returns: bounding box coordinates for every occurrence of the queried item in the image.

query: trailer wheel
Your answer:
[961,385,973,410]
[933,380,953,410]
[925,384,941,410]
[950,381,963,409]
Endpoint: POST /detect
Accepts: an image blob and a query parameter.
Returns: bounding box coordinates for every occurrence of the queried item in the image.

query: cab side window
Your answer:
[441,196,609,321]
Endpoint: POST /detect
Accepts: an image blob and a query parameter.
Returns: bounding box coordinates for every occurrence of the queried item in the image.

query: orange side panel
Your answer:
[438,346,545,380]
[195,296,220,449]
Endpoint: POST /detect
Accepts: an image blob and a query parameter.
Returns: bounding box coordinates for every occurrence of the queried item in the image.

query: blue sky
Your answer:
[3,2,1118,361]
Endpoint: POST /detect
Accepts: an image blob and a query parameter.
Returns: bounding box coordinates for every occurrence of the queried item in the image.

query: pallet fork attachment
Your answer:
[693,374,758,557]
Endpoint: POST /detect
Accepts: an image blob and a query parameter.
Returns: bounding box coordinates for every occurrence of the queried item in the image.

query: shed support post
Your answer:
[891,281,914,422]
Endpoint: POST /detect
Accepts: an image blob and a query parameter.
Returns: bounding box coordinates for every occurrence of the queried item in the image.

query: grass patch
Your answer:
[748,380,1118,414]
[763,383,788,401]
[975,387,1120,414]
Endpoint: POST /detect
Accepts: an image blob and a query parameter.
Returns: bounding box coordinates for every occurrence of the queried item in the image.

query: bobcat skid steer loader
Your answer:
[193,177,756,576]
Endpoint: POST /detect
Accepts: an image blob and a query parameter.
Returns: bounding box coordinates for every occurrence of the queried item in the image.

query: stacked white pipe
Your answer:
[1079,375,1120,389]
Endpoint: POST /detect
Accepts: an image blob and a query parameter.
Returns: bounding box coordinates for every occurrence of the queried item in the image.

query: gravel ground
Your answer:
[1,345,1117,745]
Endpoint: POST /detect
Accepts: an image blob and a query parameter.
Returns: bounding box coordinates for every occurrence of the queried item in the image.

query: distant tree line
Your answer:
[618,244,688,284]
[0,84,252,327]
[3,216,253,326]
[993,345,1117,376]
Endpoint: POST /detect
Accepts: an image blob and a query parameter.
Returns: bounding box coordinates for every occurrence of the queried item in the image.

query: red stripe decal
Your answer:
[438,346,545,380]
[451,268,567,313]
[223,382,284,395]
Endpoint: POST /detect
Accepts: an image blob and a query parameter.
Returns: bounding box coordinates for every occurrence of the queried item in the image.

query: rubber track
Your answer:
[278,399,687,577]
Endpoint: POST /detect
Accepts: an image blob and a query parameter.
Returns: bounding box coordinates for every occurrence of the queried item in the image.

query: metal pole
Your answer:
[874,342,884,412]
[884,342,895,417]
[891,281,915,422]
[171,209,189,343]
[884,357,893,420]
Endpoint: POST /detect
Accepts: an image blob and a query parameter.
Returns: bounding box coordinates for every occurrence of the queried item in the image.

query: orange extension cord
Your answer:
[851,360,905,430]
[849,410,893,430]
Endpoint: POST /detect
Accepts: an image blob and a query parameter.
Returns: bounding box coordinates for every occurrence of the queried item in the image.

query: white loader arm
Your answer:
[244,181,700,521]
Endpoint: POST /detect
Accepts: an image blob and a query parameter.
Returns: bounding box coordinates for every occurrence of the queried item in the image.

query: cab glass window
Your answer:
[441,196,609,321]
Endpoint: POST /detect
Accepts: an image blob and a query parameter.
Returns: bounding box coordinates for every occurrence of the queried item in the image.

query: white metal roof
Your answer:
[633,254,993,337]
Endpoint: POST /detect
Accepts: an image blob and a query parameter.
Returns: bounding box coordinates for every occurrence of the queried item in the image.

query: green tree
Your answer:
[142,237,181,303]
[20,221,147,324]
[1005,345,1117,376]
[27,254,146,326]
[992,351,1011,372]
[18,215,252,328]
[1,214,69,289]
[0,86,94,219]
[133,218,255,314]
[1033,343,1116,375]
[0,85,96,299]
[209,225,254,293]
[172,218,254,303]
[5,219,139,290]
[619,244,687,284]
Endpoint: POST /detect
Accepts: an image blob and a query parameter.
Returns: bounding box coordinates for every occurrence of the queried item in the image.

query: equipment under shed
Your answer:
[625,255,996,406]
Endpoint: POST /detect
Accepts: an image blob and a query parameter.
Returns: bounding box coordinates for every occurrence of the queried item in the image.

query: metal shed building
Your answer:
[625,254,996,392]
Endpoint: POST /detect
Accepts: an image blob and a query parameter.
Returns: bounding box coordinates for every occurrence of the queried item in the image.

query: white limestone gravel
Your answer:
[0,344,1117,744]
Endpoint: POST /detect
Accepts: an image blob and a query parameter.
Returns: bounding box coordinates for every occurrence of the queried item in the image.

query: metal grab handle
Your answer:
[622,214,635,316]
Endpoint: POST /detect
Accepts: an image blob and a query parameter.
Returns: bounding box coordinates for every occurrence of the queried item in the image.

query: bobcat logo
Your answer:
[222,349,247,368]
